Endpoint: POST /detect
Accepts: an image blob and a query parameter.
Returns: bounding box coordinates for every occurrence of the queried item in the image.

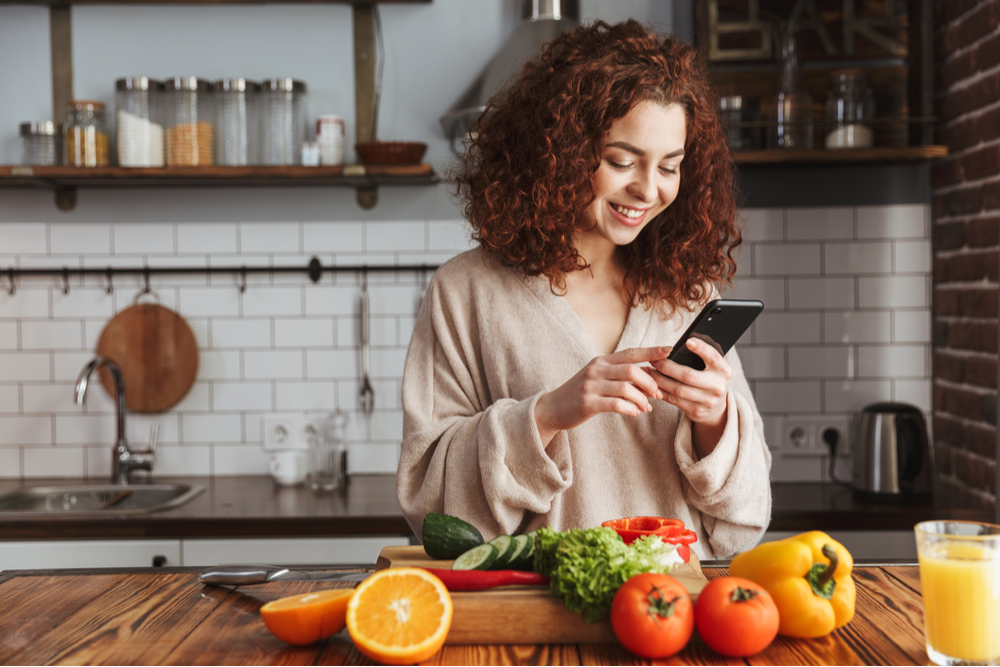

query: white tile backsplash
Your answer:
[825,242,892,274]
[787,207,854,240]
[240,223,301,254]
[114,223,175,255]
[0,224,46,254]
[858,204,926,238]
[0,206,931,482]
[858,275,928,308]
[755,244,822,275]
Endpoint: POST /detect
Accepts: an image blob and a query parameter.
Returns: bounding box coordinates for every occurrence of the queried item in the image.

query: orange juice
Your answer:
[919,541,1000,663]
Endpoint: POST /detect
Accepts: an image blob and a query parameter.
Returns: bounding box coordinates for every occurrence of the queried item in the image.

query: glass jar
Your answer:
[763,23,813,150]
[260,78,308,165]
[64,100,110,167]
[115,77,165,167]
[19,121,58,165]
[214,78,259,166]
[825,69,876,149]
[164,76,214,166]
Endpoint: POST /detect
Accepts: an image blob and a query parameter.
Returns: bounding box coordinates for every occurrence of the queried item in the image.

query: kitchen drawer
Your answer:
[180,536,411,567]
[0,539,181,571]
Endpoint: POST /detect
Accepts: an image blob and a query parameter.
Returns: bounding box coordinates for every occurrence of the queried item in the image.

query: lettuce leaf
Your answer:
[532,525,682,623]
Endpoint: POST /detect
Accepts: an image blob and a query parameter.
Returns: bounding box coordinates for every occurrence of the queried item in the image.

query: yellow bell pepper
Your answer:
[729,530,855,638]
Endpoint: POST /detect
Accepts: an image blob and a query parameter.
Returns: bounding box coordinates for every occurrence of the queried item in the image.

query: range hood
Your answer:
[439,0,579,153]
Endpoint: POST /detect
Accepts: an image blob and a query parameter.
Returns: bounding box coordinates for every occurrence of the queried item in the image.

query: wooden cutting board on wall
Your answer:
[376,545,708,645]
[96,303,199,413]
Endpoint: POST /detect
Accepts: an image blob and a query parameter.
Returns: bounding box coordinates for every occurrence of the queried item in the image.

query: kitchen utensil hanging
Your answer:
[359,269,375,420]
[95,286,198,413]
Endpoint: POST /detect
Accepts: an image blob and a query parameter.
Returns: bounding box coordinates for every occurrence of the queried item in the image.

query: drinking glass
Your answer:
[915,520,1000,665]
[309,411,347,493]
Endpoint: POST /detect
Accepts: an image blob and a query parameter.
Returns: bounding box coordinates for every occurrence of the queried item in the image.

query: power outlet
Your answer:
[263,415,323,450]
[817,416,852,457]
[782,418,819,456]
[781,416,853,457]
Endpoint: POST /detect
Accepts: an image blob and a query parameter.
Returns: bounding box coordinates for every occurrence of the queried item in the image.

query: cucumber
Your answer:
[422,512,485,559]
[505,534,533,570]
[489,535,517,568]
[452,543,499,570]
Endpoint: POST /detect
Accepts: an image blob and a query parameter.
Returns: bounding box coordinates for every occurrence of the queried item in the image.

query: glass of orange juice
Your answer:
[915,520,1000,665]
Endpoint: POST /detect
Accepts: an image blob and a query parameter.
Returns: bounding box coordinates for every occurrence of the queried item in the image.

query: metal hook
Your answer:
[143,266,151,295]
[239,266,247,294]
[61,267,70,295]
[105,266,113,295]
[7,268,15,296]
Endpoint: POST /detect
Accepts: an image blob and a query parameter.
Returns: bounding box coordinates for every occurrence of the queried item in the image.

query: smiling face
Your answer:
[576,100,687,261]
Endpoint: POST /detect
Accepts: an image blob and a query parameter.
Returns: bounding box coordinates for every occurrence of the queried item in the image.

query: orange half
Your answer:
[260,588,354,646]
[346,567,453,665]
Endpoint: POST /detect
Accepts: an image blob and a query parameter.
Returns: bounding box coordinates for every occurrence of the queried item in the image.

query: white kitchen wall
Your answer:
[0,202,930,481]
[727,203,932,482]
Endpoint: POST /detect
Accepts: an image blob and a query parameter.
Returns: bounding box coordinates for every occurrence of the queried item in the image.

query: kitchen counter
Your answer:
[0,475,991,541]
[0,561,930,665]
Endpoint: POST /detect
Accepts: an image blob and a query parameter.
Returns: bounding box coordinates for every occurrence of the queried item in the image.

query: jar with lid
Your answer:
[164,77,214,166]
[825,69,876,149]
[115,77,165,167]
[214,78,259,166]
[19,121,59,165]
[260,78,308,165]
[64,101,110,167]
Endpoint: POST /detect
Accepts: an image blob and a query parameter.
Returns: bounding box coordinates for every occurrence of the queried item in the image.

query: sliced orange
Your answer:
[259,588,354,646]
[346,567,453,665]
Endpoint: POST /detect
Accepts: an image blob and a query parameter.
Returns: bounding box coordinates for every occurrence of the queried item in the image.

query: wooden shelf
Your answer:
[733,145,947,165]
[0,164,439,189]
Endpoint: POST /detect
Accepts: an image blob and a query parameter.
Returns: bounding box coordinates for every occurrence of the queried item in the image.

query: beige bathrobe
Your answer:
[398,249,772,559]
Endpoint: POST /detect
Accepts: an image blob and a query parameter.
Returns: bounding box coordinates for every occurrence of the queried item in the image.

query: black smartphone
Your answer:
[666,299,764,370]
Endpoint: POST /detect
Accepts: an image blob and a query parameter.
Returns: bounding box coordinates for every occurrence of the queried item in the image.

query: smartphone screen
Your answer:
[666,299,763,370]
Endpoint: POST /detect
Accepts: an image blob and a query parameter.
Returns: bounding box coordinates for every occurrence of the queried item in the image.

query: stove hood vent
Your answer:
[439,0,579,153]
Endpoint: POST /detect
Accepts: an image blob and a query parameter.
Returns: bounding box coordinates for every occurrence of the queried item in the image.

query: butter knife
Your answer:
[199,565,370,586]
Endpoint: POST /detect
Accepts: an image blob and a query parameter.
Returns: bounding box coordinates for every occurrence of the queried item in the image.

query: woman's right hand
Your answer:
[533,346,668,446]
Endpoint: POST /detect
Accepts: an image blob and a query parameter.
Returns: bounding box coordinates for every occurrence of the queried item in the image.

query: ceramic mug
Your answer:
[269,450,309,486]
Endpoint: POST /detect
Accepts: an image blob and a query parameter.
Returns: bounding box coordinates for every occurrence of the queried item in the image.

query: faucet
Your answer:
[75,356,156,484]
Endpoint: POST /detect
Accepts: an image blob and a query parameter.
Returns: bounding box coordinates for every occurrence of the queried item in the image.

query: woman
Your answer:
[398,20,771,559]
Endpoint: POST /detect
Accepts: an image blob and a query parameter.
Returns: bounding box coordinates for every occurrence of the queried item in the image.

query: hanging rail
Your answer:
[3,257,441,296]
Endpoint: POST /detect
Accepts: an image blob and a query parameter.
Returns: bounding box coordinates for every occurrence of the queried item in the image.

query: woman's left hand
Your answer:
[644,337,732,454]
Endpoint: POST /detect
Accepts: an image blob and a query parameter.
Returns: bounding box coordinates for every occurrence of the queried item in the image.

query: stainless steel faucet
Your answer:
[75,356,156,484]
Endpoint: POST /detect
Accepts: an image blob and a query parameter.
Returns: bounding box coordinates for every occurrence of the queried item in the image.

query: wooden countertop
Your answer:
[0,475,991,540]
[0,562,929,665]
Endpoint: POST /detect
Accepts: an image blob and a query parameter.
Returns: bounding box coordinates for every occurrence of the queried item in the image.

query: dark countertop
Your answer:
[0,475,991,540]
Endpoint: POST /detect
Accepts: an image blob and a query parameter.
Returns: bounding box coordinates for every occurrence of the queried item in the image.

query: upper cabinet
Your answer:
[694,0,945,165]
[0,0,436,211]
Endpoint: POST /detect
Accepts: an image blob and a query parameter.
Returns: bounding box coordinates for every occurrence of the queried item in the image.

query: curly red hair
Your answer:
[454,19,741,311]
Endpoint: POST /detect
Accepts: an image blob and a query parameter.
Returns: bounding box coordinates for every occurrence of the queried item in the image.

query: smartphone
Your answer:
[666,299,764,370]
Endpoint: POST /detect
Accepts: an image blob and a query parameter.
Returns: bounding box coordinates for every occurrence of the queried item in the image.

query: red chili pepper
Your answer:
[419,567,550,591]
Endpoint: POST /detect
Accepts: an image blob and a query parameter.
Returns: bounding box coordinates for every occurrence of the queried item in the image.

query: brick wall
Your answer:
[931,0,1000,509]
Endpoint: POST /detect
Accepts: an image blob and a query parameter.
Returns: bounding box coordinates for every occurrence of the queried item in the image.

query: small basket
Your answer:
[355,141,427,165]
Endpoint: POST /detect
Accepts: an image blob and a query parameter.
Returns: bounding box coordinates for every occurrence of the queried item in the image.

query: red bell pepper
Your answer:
[601,516,698,563]
[419,567,550,591]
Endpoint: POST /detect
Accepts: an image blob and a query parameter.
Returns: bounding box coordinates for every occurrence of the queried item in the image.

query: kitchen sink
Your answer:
[0,483,205,515]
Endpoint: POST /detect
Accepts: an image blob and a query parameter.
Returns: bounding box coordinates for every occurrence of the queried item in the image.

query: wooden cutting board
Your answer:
[96,303,199,413]
[376,545,708,645]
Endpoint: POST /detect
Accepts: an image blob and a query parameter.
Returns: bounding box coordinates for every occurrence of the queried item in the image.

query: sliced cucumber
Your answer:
[489,535,517,568]
[452,543,499,571]
[506,534,532,569]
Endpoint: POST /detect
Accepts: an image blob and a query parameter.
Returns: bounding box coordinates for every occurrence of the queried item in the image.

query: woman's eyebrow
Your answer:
[605,141,685,159]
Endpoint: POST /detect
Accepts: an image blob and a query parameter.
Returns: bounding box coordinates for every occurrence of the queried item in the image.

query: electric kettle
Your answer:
[852,402,933,500]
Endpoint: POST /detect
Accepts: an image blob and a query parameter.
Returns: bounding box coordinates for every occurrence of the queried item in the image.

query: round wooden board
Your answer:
[95,303,199,413]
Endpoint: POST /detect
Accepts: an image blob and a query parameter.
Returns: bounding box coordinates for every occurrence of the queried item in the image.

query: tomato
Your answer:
[694,576,779,657]
[610,573,694,658]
